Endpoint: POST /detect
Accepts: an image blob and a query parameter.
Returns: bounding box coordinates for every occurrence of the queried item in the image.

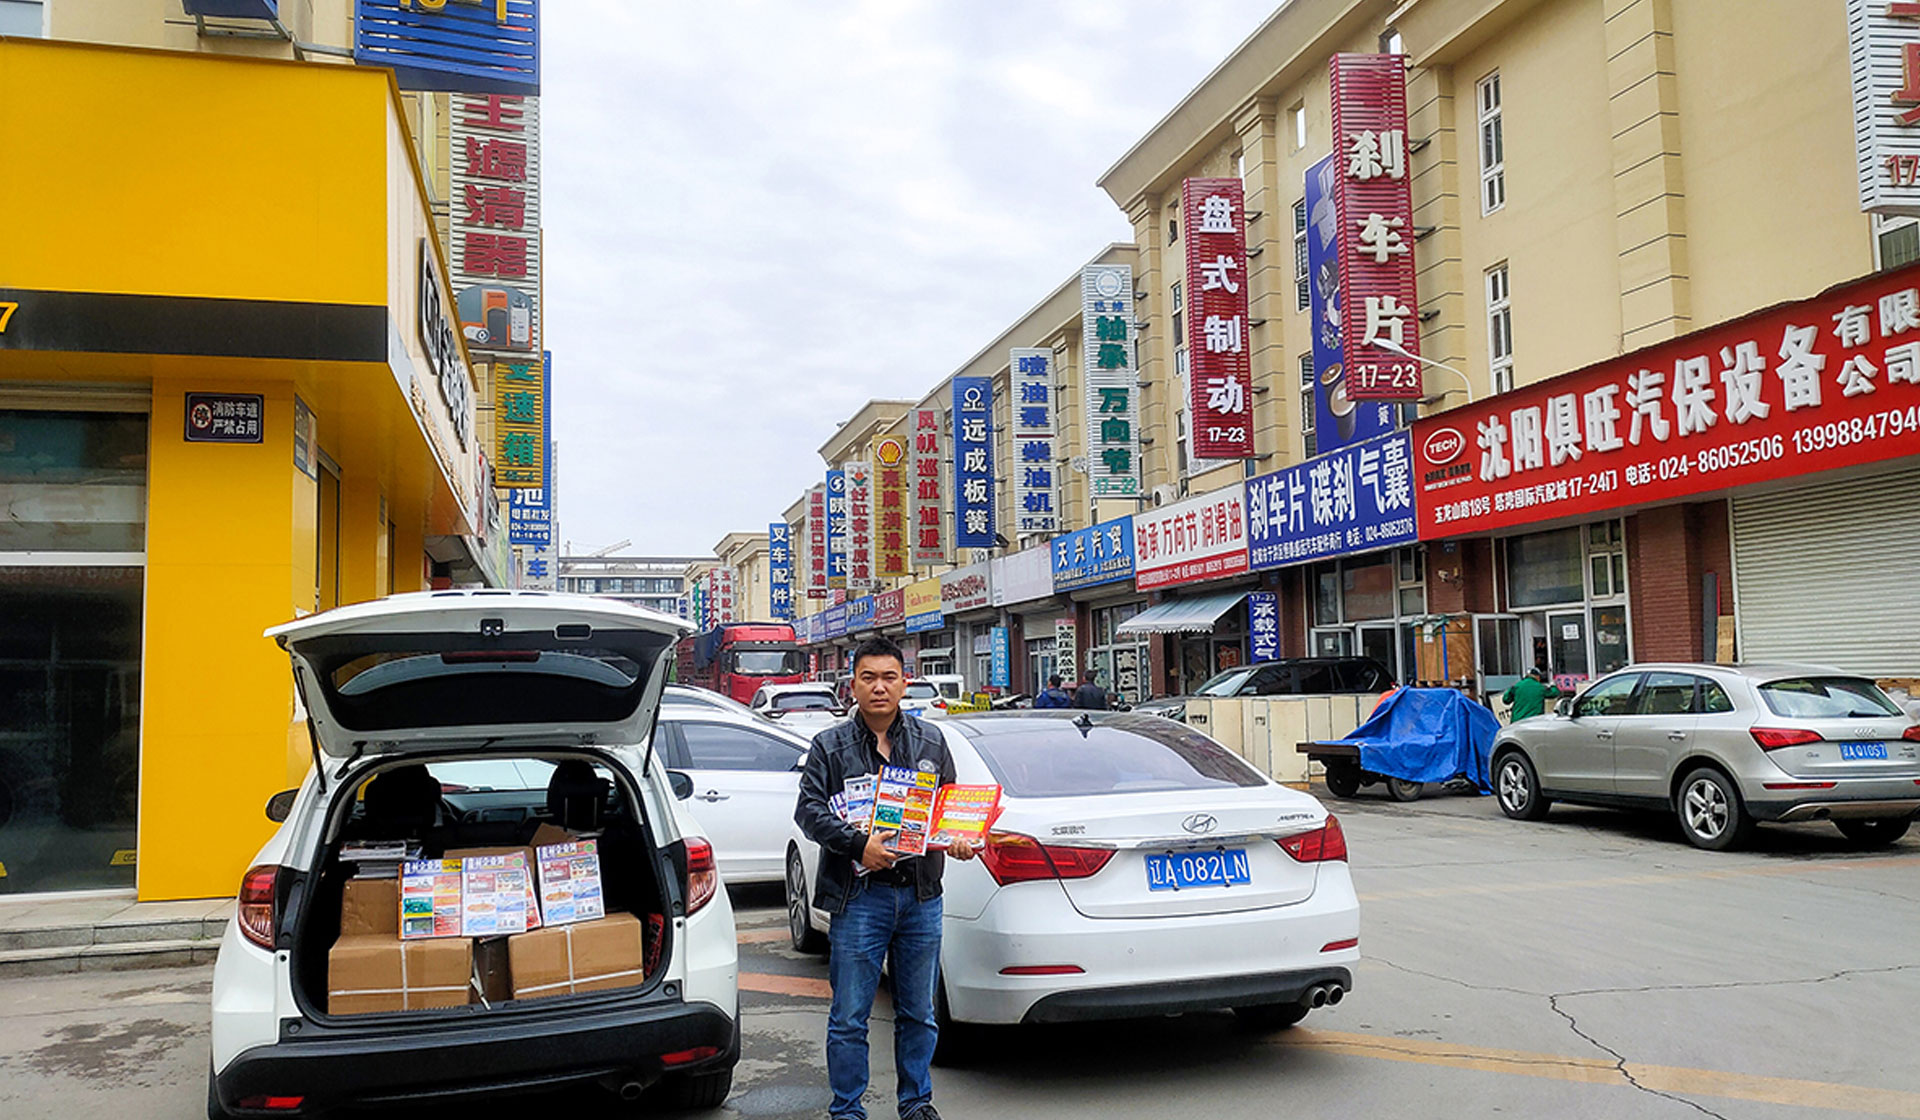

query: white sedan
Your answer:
[657,707,815,885]
[748,682,846,737]
[784,711,1359,1039]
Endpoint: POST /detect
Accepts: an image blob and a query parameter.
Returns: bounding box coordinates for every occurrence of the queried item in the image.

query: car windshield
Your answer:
[733,650,800,675]
[905,682,939,699]
[1195,667,1257,697]
[963,716,1266,797]
[773,691,837,711]
[1757,676,1902,719]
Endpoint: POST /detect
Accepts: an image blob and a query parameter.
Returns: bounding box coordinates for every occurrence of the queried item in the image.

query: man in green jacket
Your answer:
[1502,667,1563,722]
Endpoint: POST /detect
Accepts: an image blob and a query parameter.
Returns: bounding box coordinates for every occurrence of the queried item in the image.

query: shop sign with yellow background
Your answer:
[873,434,911,578]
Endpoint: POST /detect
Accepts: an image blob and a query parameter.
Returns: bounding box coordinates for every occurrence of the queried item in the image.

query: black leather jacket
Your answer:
[794,710,956,912]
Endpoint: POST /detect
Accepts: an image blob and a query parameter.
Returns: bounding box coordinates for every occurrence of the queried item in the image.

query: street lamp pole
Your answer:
[1376,339,1476,405]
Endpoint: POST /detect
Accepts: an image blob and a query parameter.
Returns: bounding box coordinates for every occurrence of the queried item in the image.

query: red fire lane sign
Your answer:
[1412,263,1920,539]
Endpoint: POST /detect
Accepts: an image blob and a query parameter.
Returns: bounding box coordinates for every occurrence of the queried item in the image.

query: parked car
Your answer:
[209,592,738,1117]
[783,712,1359,1047]
[664,682,760,718]
[656,707,814,885]
[900,678,944,717]
[918,673,970,713]
[1490,662,1920,850]
[1133,657,1396,723]
[748,682,845,735]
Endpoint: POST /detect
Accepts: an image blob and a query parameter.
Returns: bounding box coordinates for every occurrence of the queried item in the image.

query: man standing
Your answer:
[1071,671,1109,711]
[1502,666,1563,722]
[1032,674,1072,709]
[795,636,976,1120]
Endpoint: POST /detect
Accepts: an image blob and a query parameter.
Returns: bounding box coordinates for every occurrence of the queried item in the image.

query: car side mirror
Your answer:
[1556,697,1574,718]
[265,788,298,823]
[667,770,694,800]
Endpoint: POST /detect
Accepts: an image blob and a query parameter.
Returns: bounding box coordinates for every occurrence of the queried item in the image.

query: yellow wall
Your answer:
[139,377,308,900]
[0,39,387,305]
[1,39,479,899]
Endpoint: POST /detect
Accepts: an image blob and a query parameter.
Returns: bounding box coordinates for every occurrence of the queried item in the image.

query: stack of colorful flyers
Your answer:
[399,859,465,940]
[536,840,606,926]
[459,853,535,936]
[928,785,1001,848]
[874,765,939,856]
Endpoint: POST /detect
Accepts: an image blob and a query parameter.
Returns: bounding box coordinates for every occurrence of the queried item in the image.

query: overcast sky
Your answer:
[542,1,1280,558]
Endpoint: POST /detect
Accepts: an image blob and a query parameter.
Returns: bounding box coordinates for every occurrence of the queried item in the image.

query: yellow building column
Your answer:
[1408,65,1470,386]
[1605,0,1691,349]
[1234,96,1289,463]
[140,375,306,901]
[1127,196,1172,498]
[390,488,428,593]
[338,465,386,605]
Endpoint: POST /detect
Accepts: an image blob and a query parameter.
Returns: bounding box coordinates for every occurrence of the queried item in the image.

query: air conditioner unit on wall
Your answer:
[1150,484,1181,507]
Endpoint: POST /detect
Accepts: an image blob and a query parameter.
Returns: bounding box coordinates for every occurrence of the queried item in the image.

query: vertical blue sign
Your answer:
[989,625,1011,688]
[768,521,793,620]
[953,376,995,549]
[1248,592,1280,663]
[1306,155,1395,456]
[825,469,849,589]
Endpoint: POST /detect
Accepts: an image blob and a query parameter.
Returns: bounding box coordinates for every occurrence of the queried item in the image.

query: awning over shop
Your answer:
[1116,591,1248,635]
[916,647,956,659]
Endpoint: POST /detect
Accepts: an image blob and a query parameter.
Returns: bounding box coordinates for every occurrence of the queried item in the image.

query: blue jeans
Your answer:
[826,881,942,1120]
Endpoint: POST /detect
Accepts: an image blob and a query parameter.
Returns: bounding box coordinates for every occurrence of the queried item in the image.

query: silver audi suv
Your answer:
[1489,663,1920,850]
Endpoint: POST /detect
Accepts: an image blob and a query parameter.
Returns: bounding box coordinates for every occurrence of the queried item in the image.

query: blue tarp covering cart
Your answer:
[1303,687,1501,802]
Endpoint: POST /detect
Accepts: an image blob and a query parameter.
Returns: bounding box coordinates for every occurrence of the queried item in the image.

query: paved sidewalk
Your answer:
[0,891,231,977]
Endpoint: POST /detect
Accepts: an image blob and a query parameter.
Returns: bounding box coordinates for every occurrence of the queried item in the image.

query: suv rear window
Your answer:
[772,691,837,711]
[905,682,939,699]
[1758,677,1901,719]
[963,715,1266,797]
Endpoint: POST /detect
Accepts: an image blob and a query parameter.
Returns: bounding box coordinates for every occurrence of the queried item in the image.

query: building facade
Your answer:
[1,1,544,898]
[556,555,700,618]
[776,0,1919,709]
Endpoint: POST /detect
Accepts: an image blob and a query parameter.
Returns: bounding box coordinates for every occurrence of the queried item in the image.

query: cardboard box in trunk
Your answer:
[507,912,647,1000]
[327,934,473,1015]
[340,877,399,937]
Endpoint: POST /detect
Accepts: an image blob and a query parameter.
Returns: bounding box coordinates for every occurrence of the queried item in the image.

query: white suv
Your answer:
[208,593,738,1117]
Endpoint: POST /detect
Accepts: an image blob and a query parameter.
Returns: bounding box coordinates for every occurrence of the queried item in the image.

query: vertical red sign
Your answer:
[1182,178,1255,458]
[1330,53,1422,401]
[805,485,829,599]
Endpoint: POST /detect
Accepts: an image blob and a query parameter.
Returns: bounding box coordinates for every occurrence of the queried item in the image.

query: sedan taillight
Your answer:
[684,838,718,914]
[1278,815,1348,863]
[1750,727,1822,750]
[237,865,279,949]
[980,832,1114,885]
[1903,726,1920,743]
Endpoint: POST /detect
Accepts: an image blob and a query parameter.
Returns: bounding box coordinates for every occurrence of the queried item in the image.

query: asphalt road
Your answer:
[4,787,1918,1119]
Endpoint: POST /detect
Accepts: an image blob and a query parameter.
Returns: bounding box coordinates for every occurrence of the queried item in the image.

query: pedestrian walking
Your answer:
[1501,666,1564,722]
[1032,674,1073,709]
[1071,672,1109,711]
[794,636,977,1120]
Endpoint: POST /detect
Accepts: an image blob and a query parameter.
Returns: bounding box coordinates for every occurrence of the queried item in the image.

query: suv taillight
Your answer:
[980,832,1114,885]
[1750,727,1822,750]
[1278,816,1348,863]
[684,838,718,914]
[237,865,279,949]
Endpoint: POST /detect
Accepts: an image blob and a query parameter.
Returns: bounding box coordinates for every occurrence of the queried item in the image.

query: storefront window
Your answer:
[1341,558,1395,620]
[1089,603,1148,705]
[1507,527,1584,607]
[0,566,144,893]
[1591,604,1629,675]
[0,410,148,552]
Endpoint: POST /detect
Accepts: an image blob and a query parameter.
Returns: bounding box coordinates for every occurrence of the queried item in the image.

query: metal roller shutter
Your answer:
[1732,467,1920,676]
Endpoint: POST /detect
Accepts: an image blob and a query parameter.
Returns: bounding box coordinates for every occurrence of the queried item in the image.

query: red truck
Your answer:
[674,621,804,704]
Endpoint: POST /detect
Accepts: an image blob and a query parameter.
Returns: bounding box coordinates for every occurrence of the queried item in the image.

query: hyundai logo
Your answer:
[1181,813,1219,834]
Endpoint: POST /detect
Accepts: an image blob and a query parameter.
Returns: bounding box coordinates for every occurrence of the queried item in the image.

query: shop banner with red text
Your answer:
[1414,262,1920,538]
